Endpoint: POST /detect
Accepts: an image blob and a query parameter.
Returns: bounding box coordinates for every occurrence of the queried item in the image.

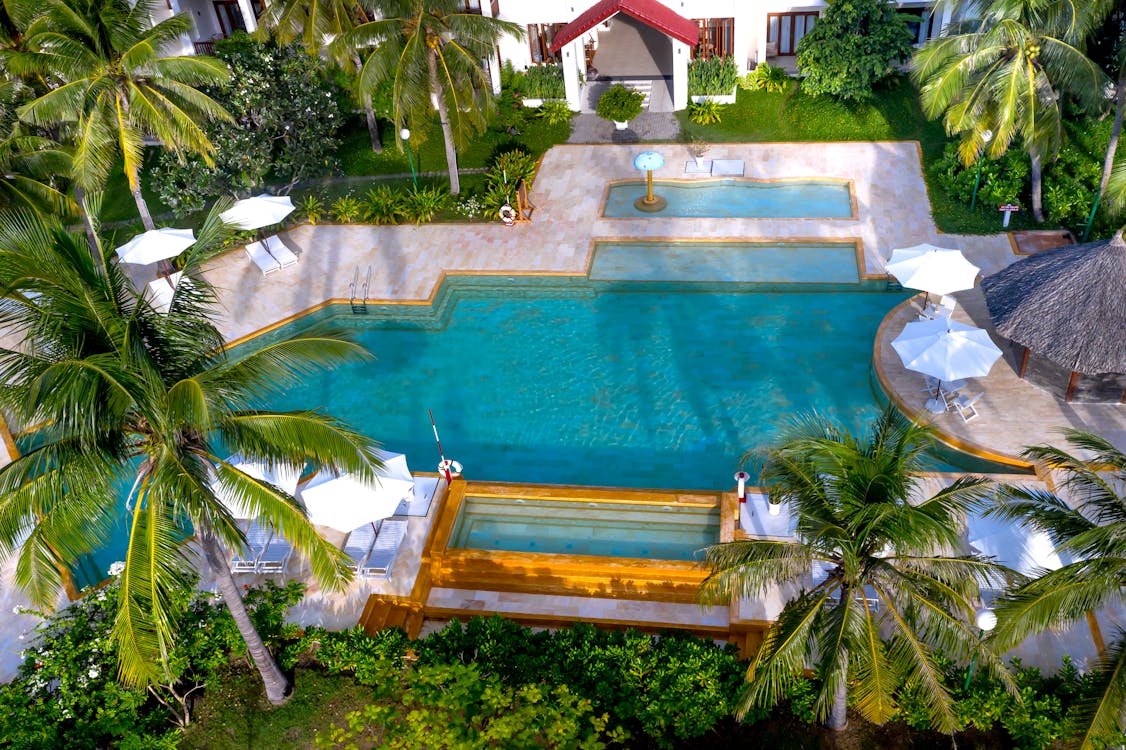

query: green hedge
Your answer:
[688,56,738,96]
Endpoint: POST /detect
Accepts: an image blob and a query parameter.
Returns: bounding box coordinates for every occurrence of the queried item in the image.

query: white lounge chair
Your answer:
[360,519,408,578]
[256,532,292,574]
[343,523,377,572]
[245,241,280,275]
[263,235,299,268]
[230,521,271,572]
[953,392,982,422]
[146,272,182,314]
[926,295,957,320]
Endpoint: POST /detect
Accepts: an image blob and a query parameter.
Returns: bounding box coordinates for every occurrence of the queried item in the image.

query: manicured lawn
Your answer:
[678,79,1039,235]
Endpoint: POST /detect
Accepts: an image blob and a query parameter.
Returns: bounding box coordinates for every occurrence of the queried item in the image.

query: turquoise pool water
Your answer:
[450,496,720,560]
[602,179,854,219]
[590,241,859,284]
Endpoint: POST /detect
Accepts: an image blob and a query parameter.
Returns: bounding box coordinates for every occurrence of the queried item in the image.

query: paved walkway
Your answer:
[567,112,680,143]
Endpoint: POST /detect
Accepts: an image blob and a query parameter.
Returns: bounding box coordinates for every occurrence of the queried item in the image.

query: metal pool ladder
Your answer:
[350,266,371,314]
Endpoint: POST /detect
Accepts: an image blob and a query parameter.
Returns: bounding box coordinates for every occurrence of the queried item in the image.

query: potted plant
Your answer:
[687,137,710,170]
[596,84,645,130]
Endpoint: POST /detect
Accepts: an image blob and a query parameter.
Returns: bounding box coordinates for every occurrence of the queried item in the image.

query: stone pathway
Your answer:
[567,112,681,144]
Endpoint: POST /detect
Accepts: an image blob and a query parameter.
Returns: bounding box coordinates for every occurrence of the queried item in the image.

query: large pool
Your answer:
[602,178,854,218]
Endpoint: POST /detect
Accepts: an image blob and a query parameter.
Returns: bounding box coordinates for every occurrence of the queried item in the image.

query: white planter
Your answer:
[689,89,738,105]
[614,120,630,130]
[521,98,566,108]
[693,157,707,169]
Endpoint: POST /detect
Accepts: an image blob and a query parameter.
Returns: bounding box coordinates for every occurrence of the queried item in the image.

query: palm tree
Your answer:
[344,0,522,195]
[989,430,1126,750]
[257,0,384,153]
[701,408,1008,732]
[0,209,384,705]
[912,0,1108,222]
[0,122,75,215]
[14,0,232,229]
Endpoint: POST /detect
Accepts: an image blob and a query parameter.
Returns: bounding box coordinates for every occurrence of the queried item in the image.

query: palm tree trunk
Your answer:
[828,671,849,730]
[427,49,460,196]
[353,53,382,154]
[1030,149,1045,223]
[198,527,292,706]
[74,185,109,277]
[1098,68,1125,197]
[133,187,155,231]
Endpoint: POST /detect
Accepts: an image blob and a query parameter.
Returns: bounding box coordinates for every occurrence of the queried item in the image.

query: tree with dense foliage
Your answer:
[989,430,1126,750]
[13,0,231,228]
[0,210,384,705]
[701,408,1009,732]
[912,0,1108,222]
[152,36,345,215]
[0,84,74,215]
[343,0,522,195]
[794,0,915,102]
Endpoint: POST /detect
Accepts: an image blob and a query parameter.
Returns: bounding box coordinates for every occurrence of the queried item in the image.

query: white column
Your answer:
[167,0,194,56]
[489,48,502,94]
[562,38,583,111]
[937,0,955,36]
[733,5,753,73]
[754,4,769,64]
[672,39,688,111]
[235,0,257,33]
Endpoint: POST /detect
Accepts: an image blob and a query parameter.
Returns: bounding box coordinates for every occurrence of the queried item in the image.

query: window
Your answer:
[766,12,818,56]
[212,0,264,37]
[459,0,482,12]
[691,17,734,59]
[528,22,567,64]
[899,7,937,45]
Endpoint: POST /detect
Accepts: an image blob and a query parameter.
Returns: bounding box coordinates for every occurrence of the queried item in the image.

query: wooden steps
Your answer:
[359,595,424,639]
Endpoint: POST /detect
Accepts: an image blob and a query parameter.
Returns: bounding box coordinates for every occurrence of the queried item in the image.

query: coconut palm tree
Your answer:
[0,209,384,705]
[344,0,522,195]
[0,122,74,215]
[701,407,1008,733]
[989,430,1126,750]
[14,0,232,229]
[256,0,384,153]
[912,0,1108,222]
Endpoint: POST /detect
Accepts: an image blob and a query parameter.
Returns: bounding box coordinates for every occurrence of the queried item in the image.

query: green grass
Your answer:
[678,78,1040,235]
[179,667,371,750]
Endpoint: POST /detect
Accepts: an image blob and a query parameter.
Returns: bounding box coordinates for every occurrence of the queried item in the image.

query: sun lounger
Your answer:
[343,523,378,572]
[146,272,181,314]
[926,295,957,320]
[360,520,408,578]
[230,521,272,572]
[245,241,280,275]
[953,392,982,423]
[255,532,292,574]
[263,235,299,268]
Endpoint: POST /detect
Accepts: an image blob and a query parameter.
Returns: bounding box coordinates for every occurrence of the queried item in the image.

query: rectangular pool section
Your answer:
[602,179,854,219]
[450,496,720,561]
[590,241,860,284]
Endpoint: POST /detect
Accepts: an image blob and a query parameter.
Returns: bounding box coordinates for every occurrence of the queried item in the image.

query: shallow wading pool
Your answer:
[601,178,855,219]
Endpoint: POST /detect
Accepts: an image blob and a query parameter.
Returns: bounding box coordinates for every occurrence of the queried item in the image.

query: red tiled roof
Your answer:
[549,0,699,53]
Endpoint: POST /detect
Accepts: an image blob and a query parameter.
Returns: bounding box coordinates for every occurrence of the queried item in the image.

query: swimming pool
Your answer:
[449,495,720,560]
[602,179,854,219]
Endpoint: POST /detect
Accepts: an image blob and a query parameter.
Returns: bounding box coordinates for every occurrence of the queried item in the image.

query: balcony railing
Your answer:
[193,40,217,55]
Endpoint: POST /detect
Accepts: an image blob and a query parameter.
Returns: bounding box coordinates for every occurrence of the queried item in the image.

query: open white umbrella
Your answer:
[298,452,415,533]
[114,228,196,265]
[210,453,304,519]
[220,194,296,230]
[891,317,1003,382]
[886,244,980,297]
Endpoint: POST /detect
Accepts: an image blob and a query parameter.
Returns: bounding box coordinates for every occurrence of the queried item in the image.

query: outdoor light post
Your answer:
[401,128,418,190]
[969,130,994,212]
[632,151,667,212]
[964,607,997,689]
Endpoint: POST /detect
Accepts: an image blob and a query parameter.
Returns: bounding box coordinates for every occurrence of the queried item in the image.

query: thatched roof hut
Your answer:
[981,231,1126,402]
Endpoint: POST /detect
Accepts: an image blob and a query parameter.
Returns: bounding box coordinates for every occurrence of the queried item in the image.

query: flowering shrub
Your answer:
[153,34,344,215]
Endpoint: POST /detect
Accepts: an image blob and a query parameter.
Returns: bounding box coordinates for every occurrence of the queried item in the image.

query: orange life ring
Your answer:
[499,203,517,225]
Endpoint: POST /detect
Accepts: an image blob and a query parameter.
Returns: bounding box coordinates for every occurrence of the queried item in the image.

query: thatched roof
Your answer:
[980,231,1126,375]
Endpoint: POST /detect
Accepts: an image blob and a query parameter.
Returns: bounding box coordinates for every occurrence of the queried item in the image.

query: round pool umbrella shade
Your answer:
[633,151,665,170]
[980,231,1126,375]
[220,194,296,230]
[114,228,196,265]
[210,454,303,519]
[298,453,414,533]
[891,317,1003,382]
[885,244,980,296]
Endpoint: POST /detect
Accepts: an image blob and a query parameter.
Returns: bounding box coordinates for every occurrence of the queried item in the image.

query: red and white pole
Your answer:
[734,471,750,503]
[429,409,452,482]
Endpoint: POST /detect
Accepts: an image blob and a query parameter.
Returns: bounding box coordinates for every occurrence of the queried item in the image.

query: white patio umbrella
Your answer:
[891,317,1003,383]
[885,243,980,297]
[298,451,415,533]
[210,453,304,519]
[220,194,296,230]
[967,513,1071,576]
[114,227,196,265]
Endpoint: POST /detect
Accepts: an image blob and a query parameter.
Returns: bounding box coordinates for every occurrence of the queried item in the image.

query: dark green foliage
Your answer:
[739,62,790,94]
[480,148,538,213]
[402,185,452,224]
[279,625,408,683]
[523,64,566,99]
[688,56,738,96]
[934,142,1030,208]
[361,185,406,224]
[796,0,915,101]
[537,100,575,126]
[595,84,645,123]
[152,34,345,215]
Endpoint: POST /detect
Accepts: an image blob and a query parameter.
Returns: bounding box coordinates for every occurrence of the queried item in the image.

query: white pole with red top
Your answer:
[734,471,750,503]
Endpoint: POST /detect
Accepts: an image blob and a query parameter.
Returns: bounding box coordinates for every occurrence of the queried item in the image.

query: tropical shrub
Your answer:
[687,56,738,95]
[494,87,530,132]
[152,35,345,215]
[933,143,1030,209]
[1042,142,1103,233]
[402,186,451,224]
[739,61,790,94]
[361,186,406,224]
[481,149,538,213]
[523,64,565,99]
[537,100,575,126]
[595,84,645,123]
[795,0,915,101]
[687,99,724,125]
[330,195,364,223]
[295,193,325,224]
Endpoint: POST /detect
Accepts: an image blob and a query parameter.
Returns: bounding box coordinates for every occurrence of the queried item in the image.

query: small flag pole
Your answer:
[429,409,452,482]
